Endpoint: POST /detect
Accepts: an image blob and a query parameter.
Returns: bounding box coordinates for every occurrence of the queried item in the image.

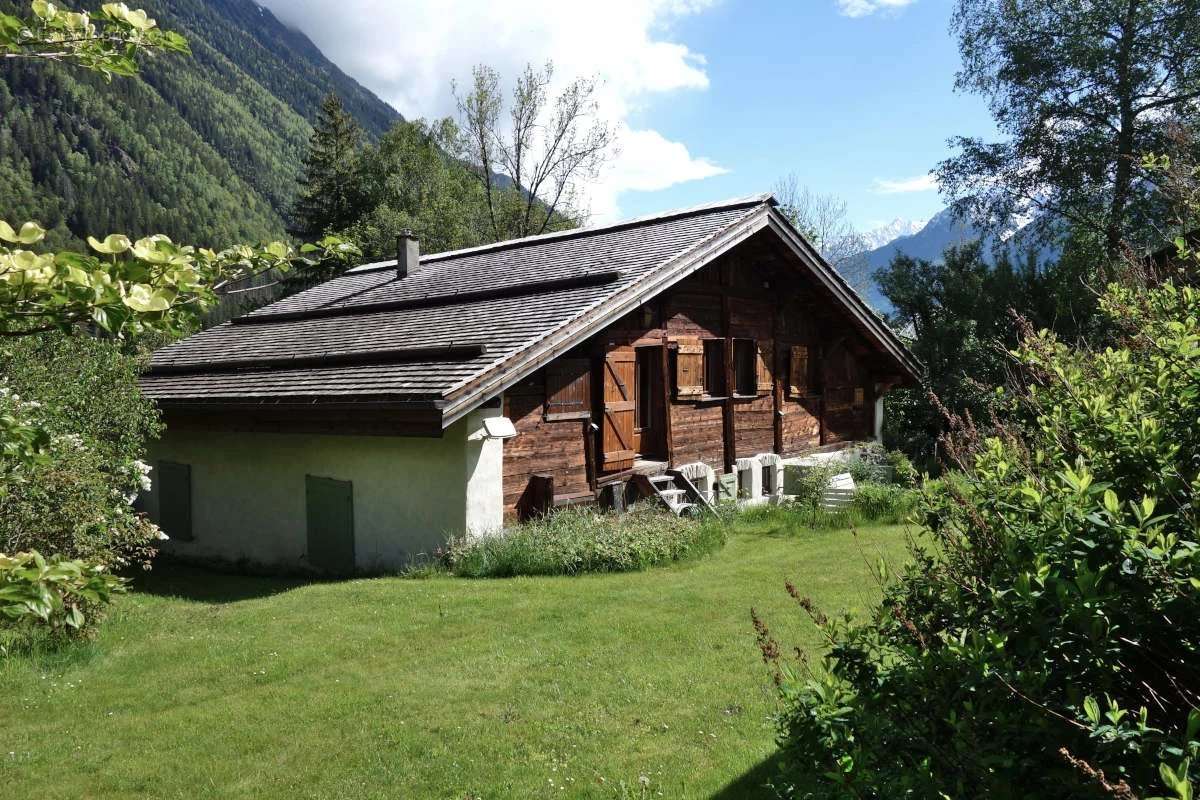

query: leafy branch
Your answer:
[0,2,189,78]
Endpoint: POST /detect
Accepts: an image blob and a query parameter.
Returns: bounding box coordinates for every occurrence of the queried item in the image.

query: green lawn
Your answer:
[0,518,913,799]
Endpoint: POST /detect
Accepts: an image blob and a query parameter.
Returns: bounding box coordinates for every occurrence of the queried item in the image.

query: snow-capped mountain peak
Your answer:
[860,217,929,251]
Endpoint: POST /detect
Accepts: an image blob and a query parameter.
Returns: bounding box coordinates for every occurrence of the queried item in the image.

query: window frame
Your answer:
[702,338,727,398]
[732,338,757,397]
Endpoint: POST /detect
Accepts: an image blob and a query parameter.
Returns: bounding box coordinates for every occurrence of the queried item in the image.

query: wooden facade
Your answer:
[501,230,902,519]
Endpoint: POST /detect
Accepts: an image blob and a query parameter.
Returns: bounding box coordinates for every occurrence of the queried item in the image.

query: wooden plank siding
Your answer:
[499,236,884,519]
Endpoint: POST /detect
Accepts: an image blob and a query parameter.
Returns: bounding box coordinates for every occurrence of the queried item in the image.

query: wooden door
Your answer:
[633,346,665,459]
[600,348,636,471]
[306,475,355,574]
[158,461,192,542]
[822,340,861,443]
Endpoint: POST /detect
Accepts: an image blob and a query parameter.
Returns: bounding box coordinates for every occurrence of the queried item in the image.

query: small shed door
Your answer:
[600,348,636,471]
[158,461,192,542]
[306,476,355,574]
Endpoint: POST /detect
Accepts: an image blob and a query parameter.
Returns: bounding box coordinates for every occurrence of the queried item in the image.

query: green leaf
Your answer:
[1083,695,1100,725]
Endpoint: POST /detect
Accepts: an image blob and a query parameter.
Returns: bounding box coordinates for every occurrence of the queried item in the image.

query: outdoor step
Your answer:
[657,488,687,499]
[671,501,697,516]
[649,474,676,485]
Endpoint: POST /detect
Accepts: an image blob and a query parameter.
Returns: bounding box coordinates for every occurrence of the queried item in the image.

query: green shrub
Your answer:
[850,482,917,524]
[884,449,918,487]
[786,463,840,511]
[755,281,1200,798]
[443,505,726,577]
[0,333,163,568]
[0,551,126,654]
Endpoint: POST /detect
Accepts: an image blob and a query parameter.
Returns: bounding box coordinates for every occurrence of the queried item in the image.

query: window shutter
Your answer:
[756,340,773,395]
[853,387,865,409]
[601,348,636,470]
[674,338,704,398]
[788,345,809,398]
[544,358,591,421]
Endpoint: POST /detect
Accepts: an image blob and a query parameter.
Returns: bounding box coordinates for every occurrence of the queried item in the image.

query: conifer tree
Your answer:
[291,92,365,238]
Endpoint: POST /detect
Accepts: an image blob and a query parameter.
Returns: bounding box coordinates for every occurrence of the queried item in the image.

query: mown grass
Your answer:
[0,516,914,799]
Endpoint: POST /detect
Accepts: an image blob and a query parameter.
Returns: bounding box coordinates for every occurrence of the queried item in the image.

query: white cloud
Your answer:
[256,0,726,221]
[836,0,916,18]
[871,174,938,194]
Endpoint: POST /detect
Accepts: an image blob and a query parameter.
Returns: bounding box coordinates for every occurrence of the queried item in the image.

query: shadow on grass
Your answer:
[711,751,827,800]
[710,751,786,799]
[129,558,320,604]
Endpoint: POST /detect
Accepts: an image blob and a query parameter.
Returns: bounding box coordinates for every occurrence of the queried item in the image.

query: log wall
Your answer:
[500,233,888,519]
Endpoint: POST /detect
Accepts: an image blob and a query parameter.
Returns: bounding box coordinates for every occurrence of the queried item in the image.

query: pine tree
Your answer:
[291,93,365,238]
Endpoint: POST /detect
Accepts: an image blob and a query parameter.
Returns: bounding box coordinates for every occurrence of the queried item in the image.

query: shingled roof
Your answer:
[142,194,919,429]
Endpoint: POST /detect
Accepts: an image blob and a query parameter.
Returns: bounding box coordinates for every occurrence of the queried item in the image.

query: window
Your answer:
[732,339,755,396]
[853,387,865,409]
[544,358,591,421]
[703,339,726,396]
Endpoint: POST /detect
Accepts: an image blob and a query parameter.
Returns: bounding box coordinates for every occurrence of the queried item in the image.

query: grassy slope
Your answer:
[0,522,914,799]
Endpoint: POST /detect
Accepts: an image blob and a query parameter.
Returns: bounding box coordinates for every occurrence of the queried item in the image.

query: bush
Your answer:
[0,333,163,567]
[755,281,1200,798]
[0,551,126,654]
[787,462,841,511]
[442,505,727,577]
[850,482,917,524]
[884,449,918,487]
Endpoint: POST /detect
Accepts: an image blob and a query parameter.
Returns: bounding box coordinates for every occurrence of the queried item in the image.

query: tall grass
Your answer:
[443,505,727,578]
[736,482,919,533]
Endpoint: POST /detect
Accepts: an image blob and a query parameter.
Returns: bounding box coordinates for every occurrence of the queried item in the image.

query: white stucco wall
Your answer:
[142,406,505,573]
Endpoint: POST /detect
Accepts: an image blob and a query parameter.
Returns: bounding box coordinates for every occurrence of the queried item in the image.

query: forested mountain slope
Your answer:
[0,0,401,249]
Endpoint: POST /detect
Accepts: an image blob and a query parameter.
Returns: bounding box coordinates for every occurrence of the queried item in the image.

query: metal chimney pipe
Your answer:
[396,229,420,278]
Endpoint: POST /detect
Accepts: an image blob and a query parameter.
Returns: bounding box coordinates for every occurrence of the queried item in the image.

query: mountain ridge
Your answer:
[0,0,403,249]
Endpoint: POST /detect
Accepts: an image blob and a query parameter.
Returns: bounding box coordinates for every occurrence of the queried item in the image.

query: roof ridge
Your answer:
[346,193,775,275]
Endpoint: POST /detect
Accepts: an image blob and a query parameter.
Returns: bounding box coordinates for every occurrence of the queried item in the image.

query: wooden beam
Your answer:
[146,344,486,376]
[659,331,675,465]
[234,270,622,325]
[720,272,736,472]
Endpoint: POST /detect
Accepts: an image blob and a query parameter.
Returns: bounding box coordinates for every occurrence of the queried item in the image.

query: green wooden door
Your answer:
[305,476,355,574]
[158,461,192,541]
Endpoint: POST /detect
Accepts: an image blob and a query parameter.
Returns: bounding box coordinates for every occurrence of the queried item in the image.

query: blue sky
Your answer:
[262,0,998,233]
[618,1,996,228]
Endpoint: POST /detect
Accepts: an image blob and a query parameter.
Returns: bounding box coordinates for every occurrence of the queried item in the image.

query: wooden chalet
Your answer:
[138,195,920,573]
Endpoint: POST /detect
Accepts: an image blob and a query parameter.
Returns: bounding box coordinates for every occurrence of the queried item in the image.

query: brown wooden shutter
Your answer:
[756,340,773,395]
[544,358,591,421]
[674,338,704,398]
[788,345,809,398]
[601,348,636,470]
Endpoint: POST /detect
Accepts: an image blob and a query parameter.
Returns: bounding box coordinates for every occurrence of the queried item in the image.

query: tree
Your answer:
[875,239,1099,469]
[338,118,489,260]
[454,61,615,240]
[938,0,1200,258]
[291,92,366,239]
[773,173,872,293]
[0,2,359,478]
